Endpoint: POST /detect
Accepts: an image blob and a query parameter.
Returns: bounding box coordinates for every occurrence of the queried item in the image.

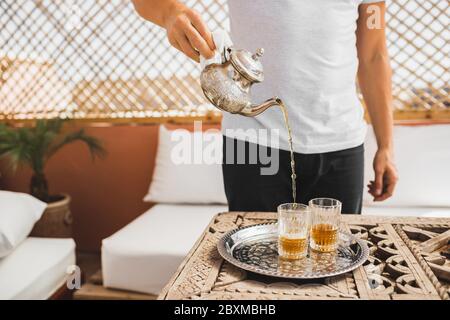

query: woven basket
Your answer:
[30,194,73,238]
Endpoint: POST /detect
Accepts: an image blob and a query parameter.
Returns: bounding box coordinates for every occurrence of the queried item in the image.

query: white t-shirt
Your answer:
[222,0,385,154]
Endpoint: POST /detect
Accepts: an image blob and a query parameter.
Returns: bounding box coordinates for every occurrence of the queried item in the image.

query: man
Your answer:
[132,0,398,214]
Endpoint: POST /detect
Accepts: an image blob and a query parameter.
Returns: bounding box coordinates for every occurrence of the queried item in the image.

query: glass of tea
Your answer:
[277,203,311,260]
[309,198,341,252]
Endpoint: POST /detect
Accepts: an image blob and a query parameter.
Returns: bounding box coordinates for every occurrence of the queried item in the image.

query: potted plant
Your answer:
[0,119,106,237]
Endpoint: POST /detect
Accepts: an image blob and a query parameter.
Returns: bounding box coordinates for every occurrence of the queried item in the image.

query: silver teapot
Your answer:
[200,47,281,117]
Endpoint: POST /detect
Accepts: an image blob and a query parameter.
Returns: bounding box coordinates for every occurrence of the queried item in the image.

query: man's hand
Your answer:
[132,0,215,62]
[368,148,398,201]
[164,4,215,62]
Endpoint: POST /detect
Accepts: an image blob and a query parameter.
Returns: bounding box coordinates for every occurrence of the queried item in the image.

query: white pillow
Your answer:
[144,125,227,204]
[0,191,47,258]
[363,124,450,208]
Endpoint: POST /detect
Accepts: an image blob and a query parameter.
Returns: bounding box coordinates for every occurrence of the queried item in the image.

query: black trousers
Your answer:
[222,136,364,214]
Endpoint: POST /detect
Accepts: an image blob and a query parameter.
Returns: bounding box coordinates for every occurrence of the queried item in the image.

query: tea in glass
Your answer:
[277,203,310,259]
[309,198,341,252]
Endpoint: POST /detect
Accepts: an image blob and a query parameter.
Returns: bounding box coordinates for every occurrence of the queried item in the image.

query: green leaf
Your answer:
[47,128,107,161]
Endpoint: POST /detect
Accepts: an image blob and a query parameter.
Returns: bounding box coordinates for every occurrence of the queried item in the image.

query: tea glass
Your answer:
[277,203,311,260]
[308,198,341,252]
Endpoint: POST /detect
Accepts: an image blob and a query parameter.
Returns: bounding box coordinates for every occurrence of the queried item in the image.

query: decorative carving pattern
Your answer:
[166,233,221,299]
[159,213,450,300]
[395,224,450,300]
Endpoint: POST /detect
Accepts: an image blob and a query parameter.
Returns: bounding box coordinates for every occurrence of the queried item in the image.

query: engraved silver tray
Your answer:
[217,223,369,279]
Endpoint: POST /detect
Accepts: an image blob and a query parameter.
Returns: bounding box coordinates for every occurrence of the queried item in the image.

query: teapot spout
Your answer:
[241,97,282,117]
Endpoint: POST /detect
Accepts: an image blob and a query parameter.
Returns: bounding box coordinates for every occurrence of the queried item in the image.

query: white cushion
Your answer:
[0,237,76,299]
[0,191,47,258]
[363,124,450,208]
[363,205,450,217]
[102,204,227,295]
[144,125,227,204]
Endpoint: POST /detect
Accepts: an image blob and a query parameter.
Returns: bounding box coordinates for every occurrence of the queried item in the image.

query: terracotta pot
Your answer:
[30,194,73,238]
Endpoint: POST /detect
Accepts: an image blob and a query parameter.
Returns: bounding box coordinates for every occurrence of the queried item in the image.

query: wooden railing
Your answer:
[0,0,448,122]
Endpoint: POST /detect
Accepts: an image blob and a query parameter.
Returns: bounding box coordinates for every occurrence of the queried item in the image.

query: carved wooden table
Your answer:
[158,212,450,300]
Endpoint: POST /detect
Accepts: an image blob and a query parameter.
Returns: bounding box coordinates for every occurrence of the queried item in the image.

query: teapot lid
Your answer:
[229,48,264,83]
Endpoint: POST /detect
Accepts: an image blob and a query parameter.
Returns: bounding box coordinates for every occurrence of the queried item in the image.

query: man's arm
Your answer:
[132,0,215,62]
[356,2,398,201]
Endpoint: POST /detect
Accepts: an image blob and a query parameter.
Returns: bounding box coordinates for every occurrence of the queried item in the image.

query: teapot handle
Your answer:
[199,53,209,69]
[223,47,232,63]
[200,46,230,69]
[200,29,233,68]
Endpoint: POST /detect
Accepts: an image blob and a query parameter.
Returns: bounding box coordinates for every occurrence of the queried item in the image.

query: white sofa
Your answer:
[0,237,75,299]
[102,124,450,295]
[102,204,227,294]
[0,191,77,300]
